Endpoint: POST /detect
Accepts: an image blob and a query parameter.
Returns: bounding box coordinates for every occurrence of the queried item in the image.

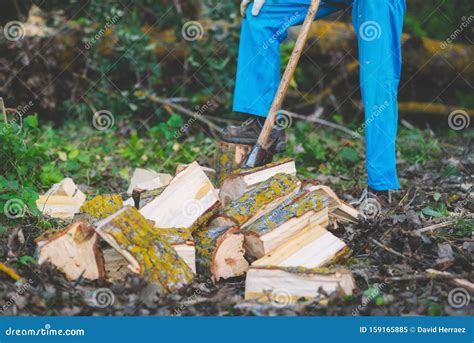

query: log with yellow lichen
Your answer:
[215,173,301,228]
[193,223,248,282]
[215,141,252,185]
[245,266,355,303]
[241,185,330,258]
[219,158,297,206]
[95,206,193,293]
[80,194,124,222]
[132,186,166,209]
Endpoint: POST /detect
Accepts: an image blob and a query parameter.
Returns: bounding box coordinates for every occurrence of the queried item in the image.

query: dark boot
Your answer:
[353,187,392,219]
[220,117,286,153]
[367,186,392,207]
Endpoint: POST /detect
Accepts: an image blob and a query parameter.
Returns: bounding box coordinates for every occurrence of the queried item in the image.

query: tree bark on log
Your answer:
[217,173,301,228]
[95,206,194,293]
[219,158,296,206]
[215,141,252,185]
[241,185,329,258]
[193,225,248,282]
[80,194,124,223]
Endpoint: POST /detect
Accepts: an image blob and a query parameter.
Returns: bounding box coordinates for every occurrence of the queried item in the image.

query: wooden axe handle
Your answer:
[257,0,321,148]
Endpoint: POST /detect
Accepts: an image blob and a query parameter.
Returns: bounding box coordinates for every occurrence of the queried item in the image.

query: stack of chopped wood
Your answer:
[35,156,360,304]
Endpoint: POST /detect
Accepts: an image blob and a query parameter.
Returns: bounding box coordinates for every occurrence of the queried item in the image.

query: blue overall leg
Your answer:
[352,0,405,190]
[233,0,405,191]
[233,0,352,117]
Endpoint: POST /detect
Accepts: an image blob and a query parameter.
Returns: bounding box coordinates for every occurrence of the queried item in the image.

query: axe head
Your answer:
[240,141,276,169]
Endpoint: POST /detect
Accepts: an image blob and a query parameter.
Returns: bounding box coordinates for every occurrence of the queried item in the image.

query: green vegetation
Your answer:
[0,1,472,230]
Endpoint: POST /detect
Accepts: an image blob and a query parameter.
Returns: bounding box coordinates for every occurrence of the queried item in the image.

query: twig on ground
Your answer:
[1,97,7,123]
[135,90,222,133]
[414,220,457,235]
[426,269,474,293]
[371,239,409,260]
[369,271,471,282]
[281,109,357,137]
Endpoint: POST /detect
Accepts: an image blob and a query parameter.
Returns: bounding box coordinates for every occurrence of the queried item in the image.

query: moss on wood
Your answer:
[155,227,194,245]
[215,142,251,185]
[242,188,328,237]
[222,173,300,225]
[98,206,193,293]
[193,224,230,278]
[132,186,166,209]
[80,194,123,222]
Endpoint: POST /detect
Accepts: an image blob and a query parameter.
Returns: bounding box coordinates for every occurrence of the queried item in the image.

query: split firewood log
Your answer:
[36,221,105,281]
[80,194,124,222]
[132,187,166,209]
[139,161,219,228]
[95,206,193,293]
[44,177,86,202]
[241,185,330,258]
[176,164,217,185]
[36,196,84,220]
[311,185,360,223]
[103,226,197,280]
[102,247,129,282]
[251,224,350,269]
[172,243,196,274]
[219,158,297,206]
[36,178,86,219]
[214,173,301,229]
[194,223,248,282]
[154,227,196,274]
[127,168,172,195]
[245,266,355,303]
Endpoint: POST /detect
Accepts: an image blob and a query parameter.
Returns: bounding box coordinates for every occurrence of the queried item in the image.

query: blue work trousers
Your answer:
[233,0,406,190]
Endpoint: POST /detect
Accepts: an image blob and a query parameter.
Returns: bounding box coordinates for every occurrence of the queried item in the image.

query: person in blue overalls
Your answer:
[220,0,406,204]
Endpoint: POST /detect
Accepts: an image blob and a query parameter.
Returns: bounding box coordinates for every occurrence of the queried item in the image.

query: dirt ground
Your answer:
[0,136,472,317]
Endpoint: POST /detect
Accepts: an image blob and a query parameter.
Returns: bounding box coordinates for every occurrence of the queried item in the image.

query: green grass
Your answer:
[0,110,471,231]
